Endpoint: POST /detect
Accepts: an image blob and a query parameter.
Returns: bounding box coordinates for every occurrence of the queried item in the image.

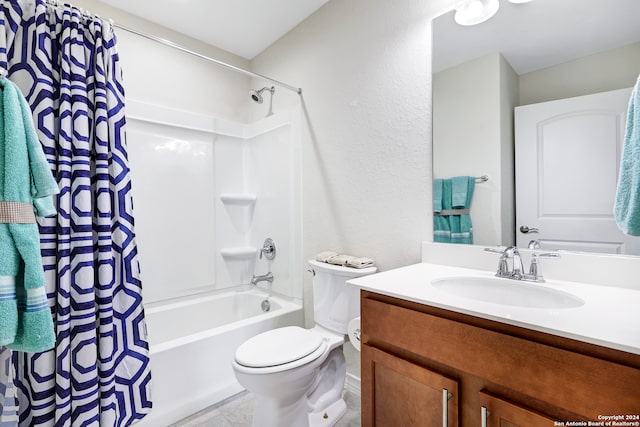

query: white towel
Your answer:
[316,251,375,269]
[315,251,338,262]
[326,254,354,266]
[345,257,375,269]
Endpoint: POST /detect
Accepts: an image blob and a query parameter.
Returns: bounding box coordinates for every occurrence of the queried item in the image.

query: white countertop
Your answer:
[348,262,640,356]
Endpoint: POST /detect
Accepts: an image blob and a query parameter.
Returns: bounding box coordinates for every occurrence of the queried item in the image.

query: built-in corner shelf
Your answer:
[219,194,257,262]
[220,247,257,259]
[220,193,257,205]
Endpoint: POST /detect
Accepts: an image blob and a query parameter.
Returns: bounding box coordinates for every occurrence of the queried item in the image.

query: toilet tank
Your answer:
[308,260,377,334]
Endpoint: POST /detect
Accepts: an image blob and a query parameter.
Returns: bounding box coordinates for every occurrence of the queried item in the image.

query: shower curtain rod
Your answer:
[112,23,303,95]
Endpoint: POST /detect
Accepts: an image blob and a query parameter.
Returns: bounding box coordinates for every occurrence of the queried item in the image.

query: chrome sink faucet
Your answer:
[484,245,559,282]
[507,246,525,279]
[250,272,274,286]
[485,246,524,279]
[526,251,560,282]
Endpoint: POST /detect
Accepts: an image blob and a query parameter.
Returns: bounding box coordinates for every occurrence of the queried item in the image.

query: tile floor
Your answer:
[171,389,361,427]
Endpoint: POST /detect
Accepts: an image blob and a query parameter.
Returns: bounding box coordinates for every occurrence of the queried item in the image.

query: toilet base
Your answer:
[239,346,348,427]
[309,398,347,427]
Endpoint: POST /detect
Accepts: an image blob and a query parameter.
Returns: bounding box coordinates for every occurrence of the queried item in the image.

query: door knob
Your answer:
[520,225,539,234]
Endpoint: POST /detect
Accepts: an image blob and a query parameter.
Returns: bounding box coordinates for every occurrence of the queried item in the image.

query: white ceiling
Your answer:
[433,0,640,75]
[96,0,329,59]
[97,0,640,72]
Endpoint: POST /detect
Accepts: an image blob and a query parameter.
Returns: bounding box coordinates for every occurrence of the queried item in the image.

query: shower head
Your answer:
[250,86,276,117]
[250,89,263,103]
[249,86,275,104]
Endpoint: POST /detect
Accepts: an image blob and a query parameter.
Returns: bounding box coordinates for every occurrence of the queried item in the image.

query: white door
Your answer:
[515,87,640,255]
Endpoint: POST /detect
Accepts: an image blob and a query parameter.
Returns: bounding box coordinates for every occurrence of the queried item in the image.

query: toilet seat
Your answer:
[234,326,327,373]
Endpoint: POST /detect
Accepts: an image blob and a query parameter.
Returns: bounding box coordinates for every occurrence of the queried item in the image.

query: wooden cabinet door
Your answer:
[479,391,558,427]
[362,344,459,427]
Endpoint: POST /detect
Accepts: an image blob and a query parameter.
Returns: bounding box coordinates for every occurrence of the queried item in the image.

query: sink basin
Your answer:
[431,276,584,309]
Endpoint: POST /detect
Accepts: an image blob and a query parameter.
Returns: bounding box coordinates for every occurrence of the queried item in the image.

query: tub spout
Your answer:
[250,272,274,286]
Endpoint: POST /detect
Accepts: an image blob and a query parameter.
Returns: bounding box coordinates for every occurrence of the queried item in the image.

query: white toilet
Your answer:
[232,260,376,427]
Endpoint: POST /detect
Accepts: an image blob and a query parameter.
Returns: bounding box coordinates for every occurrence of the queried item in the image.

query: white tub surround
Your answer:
[135,288,303,426]
[126,99,303,303]
[348,243,640,355]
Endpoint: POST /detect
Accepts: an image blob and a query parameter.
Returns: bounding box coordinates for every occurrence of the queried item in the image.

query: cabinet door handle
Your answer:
[481,406,489,427]
[442,388,452,427]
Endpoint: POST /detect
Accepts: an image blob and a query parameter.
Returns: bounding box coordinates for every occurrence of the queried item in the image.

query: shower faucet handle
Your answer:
[259,238,276,260]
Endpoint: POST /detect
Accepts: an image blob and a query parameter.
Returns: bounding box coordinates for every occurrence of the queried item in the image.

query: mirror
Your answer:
[432,0,640,254]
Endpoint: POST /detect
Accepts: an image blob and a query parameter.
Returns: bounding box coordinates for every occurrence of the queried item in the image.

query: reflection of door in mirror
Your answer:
[432,0,640,254]
[515,88,640,255]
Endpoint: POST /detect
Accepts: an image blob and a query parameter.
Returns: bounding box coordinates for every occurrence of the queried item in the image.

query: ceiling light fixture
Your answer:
[454,0,500,26]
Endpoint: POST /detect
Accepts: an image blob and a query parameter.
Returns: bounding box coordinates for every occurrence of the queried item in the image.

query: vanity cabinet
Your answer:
[360,290,640,427]
[362,345,459,426]
[478,391,556,427]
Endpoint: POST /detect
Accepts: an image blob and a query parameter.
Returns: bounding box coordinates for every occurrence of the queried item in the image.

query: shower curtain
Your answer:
[0,1,151,425]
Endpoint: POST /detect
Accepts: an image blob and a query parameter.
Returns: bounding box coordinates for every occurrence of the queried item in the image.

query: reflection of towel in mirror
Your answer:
[433,177,475,244]
[433,179,443,213]
[614,75,640,236]
[434,179,452,242]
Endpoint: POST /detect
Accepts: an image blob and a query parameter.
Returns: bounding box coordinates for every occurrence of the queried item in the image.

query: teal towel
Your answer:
[450,176,475,244]
[614,75,640,236]
[433,176,475,244]
[434,179,452,243]
[0,277,18,346]
[451,176,469,208]
[0,78,59,353]
[433,179,443,213]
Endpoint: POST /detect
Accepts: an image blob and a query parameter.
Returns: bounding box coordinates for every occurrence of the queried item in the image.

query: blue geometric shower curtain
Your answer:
[0,1,151,425]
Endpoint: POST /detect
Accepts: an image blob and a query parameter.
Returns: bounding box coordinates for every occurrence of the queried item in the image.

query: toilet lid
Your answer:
[234,326,324,368]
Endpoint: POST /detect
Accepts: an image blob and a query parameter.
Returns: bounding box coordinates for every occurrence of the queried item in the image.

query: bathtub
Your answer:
[135,287,304,426]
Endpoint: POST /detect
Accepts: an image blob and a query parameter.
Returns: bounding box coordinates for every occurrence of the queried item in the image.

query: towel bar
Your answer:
[434,209,471,216]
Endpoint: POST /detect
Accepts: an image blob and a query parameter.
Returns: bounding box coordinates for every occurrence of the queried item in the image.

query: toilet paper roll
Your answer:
[347,317,361,352]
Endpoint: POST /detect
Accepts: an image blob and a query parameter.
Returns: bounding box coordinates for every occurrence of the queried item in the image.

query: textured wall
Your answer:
[250,0,458,383]
[251,0,454,269]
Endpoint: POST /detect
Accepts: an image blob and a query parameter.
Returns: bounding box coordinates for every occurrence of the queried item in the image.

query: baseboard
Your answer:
[345,373,361,396]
